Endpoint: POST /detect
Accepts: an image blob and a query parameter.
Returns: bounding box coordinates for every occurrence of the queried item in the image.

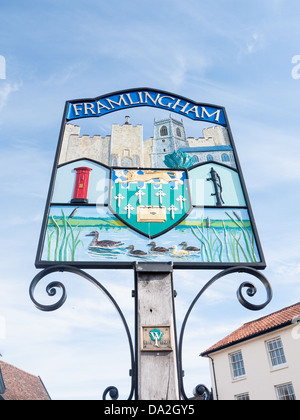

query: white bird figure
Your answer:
[169,245,189,257]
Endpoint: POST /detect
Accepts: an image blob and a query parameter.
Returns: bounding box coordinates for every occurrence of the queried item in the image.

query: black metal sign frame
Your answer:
[35,88,266,270]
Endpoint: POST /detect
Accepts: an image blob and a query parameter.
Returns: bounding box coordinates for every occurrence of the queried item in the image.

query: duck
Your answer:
[86,231,124,249]
[126,245,148,257]
[147,241,169,254]
[169,245,190,257]
[179,242,200,252]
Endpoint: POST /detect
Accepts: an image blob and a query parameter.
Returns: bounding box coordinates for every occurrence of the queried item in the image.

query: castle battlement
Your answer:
[59,119,143,168]
[187,126,230,148]
[59,117,234,169]
[59,124,111,166]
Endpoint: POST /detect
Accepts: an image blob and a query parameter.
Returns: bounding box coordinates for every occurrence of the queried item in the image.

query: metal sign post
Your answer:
[30,88,272,401]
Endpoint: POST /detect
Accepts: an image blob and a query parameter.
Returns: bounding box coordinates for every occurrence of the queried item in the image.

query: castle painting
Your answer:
[35,89,265,269]
[58,115,236,170]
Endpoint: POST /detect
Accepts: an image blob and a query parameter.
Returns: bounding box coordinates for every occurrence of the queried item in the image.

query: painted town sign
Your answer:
[35,88,266,270]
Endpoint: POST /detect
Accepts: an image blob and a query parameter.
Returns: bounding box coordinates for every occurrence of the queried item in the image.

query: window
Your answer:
[207,154,214,161]
[111,154,119,166]
[160,126,168,136]
[235,393,250,400]
[230,351,246,379]
[133,155,140,167]
[221,153,230,162]
[267,338,287,367]
[121,157,133,167]
[276,383,296,400]
[176,127,181,137]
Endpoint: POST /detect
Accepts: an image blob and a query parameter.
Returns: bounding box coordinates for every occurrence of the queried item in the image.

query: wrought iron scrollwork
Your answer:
[102,386,119,400]
[30,265,272,401]
[178,266,272,400]
[192,384,213,400]
[29,266,67,312]
[29,265,136,400]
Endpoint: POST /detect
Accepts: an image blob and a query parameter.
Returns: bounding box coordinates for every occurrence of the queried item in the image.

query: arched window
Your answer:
[160,126,168,136]
[121,157,133,167]
[133,155,140,167]
[221,153,230,162]
[193,155,199,163]
[112,155,119,166]
[207,154,214,161]
[176,127,181,137]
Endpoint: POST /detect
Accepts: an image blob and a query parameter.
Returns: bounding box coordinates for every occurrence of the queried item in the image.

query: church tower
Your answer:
[151,115,189,168]
[110,116,143,167]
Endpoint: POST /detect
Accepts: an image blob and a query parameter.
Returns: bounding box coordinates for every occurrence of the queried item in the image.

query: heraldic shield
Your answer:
[109,168,192,239]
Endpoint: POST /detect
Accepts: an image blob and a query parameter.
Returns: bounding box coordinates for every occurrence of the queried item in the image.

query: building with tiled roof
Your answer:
[201,302,300,400]
[0,361,51,400]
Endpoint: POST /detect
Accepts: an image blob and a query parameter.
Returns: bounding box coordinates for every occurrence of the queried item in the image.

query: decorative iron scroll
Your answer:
[178,266,272,400]
[29,265,135,400]
[29,265,272,400]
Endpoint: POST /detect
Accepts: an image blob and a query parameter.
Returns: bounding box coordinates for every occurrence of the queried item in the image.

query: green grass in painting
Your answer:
[47,210,84,262]
[47,217,125,228]
[190,212,258,263]
[46,210,258,264]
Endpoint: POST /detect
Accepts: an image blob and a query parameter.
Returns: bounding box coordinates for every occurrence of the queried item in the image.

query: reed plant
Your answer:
[190,212,257,263]
[46,209,84,261]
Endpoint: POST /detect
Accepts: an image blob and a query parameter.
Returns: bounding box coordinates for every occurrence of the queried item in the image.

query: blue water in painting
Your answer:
[43,206,260,264]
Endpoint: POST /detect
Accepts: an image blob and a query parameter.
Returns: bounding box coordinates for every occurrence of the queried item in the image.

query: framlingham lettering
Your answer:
[67,90,225,125]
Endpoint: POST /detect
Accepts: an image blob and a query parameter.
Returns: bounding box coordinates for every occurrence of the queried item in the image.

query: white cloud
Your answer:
[0,83,19,113]
[246,32,265,54]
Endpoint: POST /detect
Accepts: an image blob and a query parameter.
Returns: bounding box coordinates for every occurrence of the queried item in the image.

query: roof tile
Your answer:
[0,361,51,400]
[201,302,300,356]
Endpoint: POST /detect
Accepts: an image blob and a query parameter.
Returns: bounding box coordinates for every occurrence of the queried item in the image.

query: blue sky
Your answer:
[0,0,300,400]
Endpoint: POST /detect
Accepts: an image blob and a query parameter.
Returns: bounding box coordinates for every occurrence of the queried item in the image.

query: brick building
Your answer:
[0,361,51,400]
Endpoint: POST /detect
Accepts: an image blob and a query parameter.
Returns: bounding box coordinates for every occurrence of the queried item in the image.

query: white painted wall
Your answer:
[205,324,300,400]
